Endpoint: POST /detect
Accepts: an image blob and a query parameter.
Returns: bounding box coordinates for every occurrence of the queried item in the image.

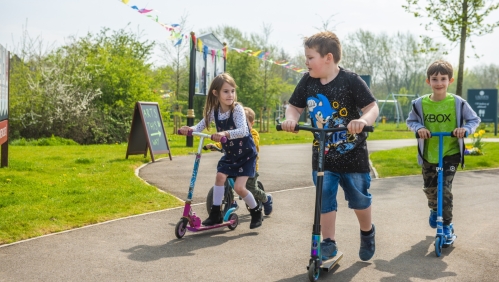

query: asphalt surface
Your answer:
[1,139,498,281]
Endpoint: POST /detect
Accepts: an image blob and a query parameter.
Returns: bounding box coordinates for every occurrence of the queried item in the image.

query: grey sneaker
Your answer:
[320,239,338,260]
[359,224,375,261]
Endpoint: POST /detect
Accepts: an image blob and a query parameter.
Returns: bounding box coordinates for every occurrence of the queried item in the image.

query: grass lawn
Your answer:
[370,142,499,177]
[1,122,496,244]
[0,143,183,245]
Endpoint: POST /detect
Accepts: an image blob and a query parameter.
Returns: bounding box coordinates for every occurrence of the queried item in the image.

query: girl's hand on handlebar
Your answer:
[417,128,431,139]
[281,120,298,133]
[179,126,192,136]
[453,128,467,138]
[347,119,368,134]
[212,131,227,142]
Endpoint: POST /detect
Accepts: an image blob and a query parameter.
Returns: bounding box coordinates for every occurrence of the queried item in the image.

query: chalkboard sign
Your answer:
[126,102,172,162]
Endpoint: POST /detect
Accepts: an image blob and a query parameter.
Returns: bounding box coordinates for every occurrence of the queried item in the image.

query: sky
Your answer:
[1,0,498,69]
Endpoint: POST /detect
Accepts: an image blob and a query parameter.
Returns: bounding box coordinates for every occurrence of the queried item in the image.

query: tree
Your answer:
[403,0,499,96]
[9,25,165,143]
[211,25,296,130]
[342,30,447,97]
[158,14,190,102]
[158,15,190,131]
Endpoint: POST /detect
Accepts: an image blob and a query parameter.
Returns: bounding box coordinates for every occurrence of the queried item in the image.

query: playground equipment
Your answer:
[376,93,419,127]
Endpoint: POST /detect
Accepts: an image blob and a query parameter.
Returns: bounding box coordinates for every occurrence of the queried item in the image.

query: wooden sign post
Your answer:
[126,102,172,162]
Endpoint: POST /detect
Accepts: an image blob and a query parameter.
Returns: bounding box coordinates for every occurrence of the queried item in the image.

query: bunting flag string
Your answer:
[230,47,307,74]
[118,0,188,45]
[192,36,227,61]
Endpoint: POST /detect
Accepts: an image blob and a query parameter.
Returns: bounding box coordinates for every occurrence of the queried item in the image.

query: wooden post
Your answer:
[260,108,263,132]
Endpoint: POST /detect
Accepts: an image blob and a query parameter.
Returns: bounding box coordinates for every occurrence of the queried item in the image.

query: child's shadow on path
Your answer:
[373,236,456,281]
[121,230,258,262]
[277,236,456,282]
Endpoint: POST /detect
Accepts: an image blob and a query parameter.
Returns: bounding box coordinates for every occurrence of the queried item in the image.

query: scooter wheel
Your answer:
[227,213,239,230]
[206,181,234,214]
[308,261,320,281]
[175,219,188,239]
[435,236,442,257]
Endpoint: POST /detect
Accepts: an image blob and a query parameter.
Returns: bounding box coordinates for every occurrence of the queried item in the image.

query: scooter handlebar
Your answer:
[177,130,227,143]
[276,123,374,133]
[415,131,468,138]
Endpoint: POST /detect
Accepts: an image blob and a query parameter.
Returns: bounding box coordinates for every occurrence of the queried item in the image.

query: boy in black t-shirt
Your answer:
[280,31,379,261]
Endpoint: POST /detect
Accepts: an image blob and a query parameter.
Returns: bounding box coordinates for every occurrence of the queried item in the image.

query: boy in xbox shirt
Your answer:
[406,60,480,240]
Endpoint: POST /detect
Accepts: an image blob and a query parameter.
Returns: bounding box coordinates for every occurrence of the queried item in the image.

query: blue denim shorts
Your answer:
[312,171,372,213]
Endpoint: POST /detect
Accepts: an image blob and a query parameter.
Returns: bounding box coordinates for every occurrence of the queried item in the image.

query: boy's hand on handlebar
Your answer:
[347,119,368,134]
[417,128,431,139]
[281,120,298,133]
[179,126,192,136]
[453,128,467,138]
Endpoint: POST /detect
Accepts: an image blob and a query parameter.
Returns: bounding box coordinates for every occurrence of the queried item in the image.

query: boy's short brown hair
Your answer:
[244,107,255,123]
[304,31,342,64]
[426,60,454,79]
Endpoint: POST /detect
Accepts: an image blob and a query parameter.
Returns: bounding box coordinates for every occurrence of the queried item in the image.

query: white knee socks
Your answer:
[243,193,257,209]
[213,185,225,206]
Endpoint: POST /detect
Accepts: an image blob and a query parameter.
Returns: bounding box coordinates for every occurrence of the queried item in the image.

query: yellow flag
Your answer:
[122,0,129,4]
[252,50,262,57]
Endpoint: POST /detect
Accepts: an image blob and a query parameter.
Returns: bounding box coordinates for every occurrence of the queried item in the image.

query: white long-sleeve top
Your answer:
[191,103,249,139]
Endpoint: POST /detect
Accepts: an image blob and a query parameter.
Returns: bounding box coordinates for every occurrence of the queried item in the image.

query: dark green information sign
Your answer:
[467,89,498,135]
[126,102,172,162]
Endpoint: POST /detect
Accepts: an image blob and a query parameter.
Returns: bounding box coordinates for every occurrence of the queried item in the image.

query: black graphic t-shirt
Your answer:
[289,68,376,172]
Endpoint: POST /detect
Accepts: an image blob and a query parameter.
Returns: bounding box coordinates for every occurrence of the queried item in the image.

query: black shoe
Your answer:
[249,203,263,229]
[202,205,223,226]
[359,224,375,261]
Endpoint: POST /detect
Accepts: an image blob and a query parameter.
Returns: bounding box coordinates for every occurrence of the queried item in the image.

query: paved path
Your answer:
[1,139,498,281]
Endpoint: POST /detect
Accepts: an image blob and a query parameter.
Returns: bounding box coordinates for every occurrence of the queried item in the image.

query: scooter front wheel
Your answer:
[206,181,234,214]
[175,219,188,239]
[308,261,320,281]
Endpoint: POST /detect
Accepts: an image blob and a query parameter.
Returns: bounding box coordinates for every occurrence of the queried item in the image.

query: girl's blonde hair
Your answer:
[203,73,238,129]
[244,107,255,123]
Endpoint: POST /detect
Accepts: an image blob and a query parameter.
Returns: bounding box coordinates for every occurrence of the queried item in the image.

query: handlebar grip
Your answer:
[219,136,227,143]
[177,129,193,136]
[363,126,374,132]
[276,124,299,131]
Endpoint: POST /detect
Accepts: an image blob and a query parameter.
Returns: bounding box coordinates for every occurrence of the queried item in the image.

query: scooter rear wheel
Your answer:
[227,213,239,230]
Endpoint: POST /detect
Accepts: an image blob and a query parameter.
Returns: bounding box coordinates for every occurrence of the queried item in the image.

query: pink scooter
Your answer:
[174,130,238,239]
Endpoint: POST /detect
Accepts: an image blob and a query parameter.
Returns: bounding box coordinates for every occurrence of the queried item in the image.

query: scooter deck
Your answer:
[321,251,343,272]
[307,251,344,272]
[442,235,457,248]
